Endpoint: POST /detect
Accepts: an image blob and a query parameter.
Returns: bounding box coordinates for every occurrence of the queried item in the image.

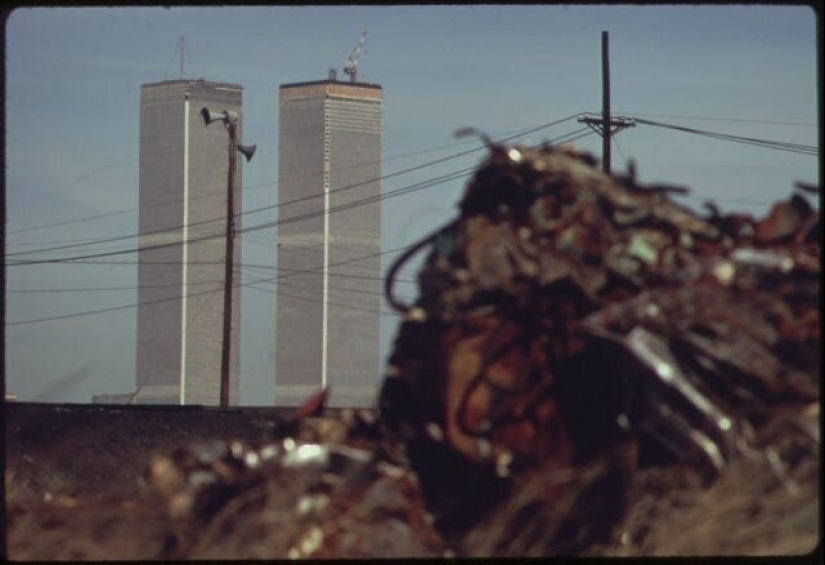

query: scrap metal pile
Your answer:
[141,413,446,559]
[134,138,819,558]
[379,134,820,550]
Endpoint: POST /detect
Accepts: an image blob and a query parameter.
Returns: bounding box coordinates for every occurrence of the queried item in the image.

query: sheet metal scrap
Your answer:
[380,136,820,532]
[143,434,447,558]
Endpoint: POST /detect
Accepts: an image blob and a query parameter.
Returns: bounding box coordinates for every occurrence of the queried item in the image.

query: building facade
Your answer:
[276,79,382,407]
[135,79,243,405]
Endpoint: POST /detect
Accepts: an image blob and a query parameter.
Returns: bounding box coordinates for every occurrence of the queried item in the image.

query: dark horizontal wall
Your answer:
[4,402,299,499]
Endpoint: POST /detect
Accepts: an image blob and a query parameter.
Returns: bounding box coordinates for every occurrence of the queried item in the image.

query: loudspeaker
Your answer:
[201,108,239,125]
[201,107,226,125]
[237,144,257,162]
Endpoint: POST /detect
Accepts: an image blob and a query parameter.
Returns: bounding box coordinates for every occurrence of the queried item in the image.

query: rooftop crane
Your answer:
[343,31,367,83]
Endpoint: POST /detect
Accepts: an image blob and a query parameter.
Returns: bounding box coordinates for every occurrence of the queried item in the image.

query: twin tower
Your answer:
[135,77,383,407]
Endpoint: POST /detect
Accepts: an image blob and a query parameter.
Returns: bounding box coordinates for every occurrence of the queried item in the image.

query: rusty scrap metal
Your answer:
[379,136,820,533]
[143,431,446,558]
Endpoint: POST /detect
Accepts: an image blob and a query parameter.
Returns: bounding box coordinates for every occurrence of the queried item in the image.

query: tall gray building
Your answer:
[135,79,243,405]
[276,79,382,407]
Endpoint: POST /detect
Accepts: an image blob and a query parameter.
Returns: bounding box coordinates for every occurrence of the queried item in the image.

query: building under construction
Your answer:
[135,79,244,405]
[275,68,383,407]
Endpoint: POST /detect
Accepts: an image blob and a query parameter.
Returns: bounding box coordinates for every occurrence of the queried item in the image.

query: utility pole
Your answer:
[601,30,611,173]
[578,31,635,174]
[201,107,255,408]
[219,119,237,408]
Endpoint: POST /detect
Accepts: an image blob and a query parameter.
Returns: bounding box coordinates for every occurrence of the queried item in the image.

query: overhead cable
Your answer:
[8,118,583,266]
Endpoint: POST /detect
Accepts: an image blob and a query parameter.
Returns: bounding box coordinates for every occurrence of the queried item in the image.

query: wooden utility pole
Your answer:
[219,120,237,408]
[201,106,251,409]
[578,31,635,174]
[601,31,611,173]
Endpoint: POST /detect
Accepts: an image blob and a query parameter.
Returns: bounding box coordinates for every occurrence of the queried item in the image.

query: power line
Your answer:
[11,122,789,268]
[3,151,426,241]
[632,118,818,156]
[5,242,417,326]
[250,167,474,234]
[5,165,472,266]
[255,277,401,312]
[5,278,232,327]
[7,115,580,241]
[243,264,418,285]
[12,255,423,282]
[5,165,463,264]
[8,116,578,260]
[548,127,594,146]
[586,129,796,208]
[8,258,419,294]
[8,111,812,247]
[13,116,803,324]
[7,279,222,294]
[246,283,399,319]
[7,119,585,267]
[612,112,816,128]
[612,135,630,171]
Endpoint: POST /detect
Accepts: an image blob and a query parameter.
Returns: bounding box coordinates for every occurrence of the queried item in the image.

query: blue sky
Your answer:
[3,5,819,404]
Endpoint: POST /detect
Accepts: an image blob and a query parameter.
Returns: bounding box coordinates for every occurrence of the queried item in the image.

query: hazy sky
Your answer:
[4,5,819,405]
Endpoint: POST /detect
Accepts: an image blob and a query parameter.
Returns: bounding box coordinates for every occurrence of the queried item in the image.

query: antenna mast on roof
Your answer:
[343,31,367,83]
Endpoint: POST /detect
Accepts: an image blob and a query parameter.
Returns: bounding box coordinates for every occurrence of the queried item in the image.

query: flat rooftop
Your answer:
[280,79,382,90]
[142,78,243,90]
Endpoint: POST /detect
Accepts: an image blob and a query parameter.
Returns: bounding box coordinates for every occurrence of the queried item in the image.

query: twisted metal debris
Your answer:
[142,410,447,558]
[380,135,819,535]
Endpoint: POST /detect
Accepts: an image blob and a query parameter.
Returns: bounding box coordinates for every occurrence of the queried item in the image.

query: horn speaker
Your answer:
[201,107,226,125]
[201,108,239,124]
[237,144,257,162]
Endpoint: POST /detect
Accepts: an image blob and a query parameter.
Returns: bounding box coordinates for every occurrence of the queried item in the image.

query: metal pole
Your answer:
[219,121,237,407]
[601,30,611,174]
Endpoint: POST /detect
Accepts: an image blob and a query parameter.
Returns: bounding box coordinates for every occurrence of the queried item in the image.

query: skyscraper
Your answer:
[135,79,243,405]
[276,78,382,407]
